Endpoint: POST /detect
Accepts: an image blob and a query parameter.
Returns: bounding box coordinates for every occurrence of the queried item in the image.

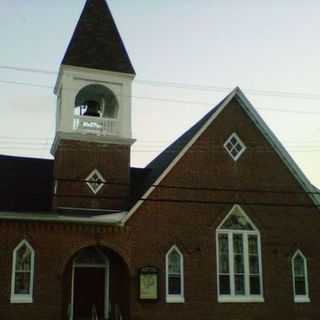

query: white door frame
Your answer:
[70,258,110,320]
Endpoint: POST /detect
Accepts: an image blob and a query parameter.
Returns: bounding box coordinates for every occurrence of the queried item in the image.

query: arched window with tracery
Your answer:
[216,205,263,302]
[166,245,184,303]
[292,250,310,303]
[10,240,35,303]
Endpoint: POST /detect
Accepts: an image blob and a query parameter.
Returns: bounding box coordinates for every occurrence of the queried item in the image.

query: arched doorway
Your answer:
[64,246,130,320]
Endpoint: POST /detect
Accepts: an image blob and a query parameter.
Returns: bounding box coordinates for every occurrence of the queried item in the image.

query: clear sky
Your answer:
[1,0,320,186]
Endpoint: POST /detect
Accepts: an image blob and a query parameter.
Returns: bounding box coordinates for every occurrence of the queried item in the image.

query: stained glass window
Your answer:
[292,251,310,302]
[11,240,35,303]
[217,205,263,302]
[166,246,184,302]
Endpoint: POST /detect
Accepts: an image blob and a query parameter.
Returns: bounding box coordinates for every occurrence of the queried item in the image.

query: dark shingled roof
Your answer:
[62,0,135,74]
[129,91,233,207]
[0,155,53,212]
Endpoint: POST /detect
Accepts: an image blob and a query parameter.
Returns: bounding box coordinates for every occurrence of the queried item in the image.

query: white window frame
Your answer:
[223,132,246,161]
[292,250,310,303]
[166,245,185,303]
[216,205,264,303]
[10,239,35,304]
[86,169,106,194]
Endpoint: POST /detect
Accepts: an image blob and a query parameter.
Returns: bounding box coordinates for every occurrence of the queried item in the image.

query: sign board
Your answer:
[139,266,159,301]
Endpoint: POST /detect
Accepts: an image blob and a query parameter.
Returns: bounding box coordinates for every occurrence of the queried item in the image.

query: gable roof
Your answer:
[61,0,135,75]
[127,91,233,209]
[121,87,320,225]
[0,155,53,212]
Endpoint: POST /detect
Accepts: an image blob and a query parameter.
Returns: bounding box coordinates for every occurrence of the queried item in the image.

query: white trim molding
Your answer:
[223,132,246,161]
[86,169,106,194]
[10,239,35,304]
[292,250,310,303]
[216,205,264,303]
[70,250,110,319]
[121,87,320,225]
[165,245,185,303]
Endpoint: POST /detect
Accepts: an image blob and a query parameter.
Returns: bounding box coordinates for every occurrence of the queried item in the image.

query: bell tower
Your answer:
[51,0,135,213]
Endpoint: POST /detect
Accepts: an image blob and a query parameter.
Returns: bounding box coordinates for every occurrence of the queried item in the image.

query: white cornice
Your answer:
[50,131,136,156]
[121,87,320,225]
[0,211,127,225]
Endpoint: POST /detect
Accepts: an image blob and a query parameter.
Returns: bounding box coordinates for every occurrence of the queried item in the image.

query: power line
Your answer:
[55,177,320,196]
[52,193,320,209]
[2,64,320,101]
[1,77,320,116]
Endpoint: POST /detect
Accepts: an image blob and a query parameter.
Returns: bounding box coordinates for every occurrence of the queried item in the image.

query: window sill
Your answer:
[166,295,185,303]
[294,296,310,303]
[10,295,33,304]
[218,296,264,303]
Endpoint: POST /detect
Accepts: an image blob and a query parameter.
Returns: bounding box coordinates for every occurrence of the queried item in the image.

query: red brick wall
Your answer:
[127,98,320,320]
[0,98,319,319]
[52,139,131,211]
[0,221,132,320]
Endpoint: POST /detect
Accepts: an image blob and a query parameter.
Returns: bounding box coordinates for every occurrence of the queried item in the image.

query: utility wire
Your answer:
[52,193,320,209]
[0,65,320,100]
[54,177,320,196]
[2,64,320,101]
[1,77,320,115]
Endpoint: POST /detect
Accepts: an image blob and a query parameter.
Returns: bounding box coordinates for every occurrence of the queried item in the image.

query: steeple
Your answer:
[52,0,135,213]
[62,0,135,74]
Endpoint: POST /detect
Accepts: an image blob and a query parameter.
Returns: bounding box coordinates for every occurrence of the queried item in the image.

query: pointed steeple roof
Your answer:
[61,0,135,75]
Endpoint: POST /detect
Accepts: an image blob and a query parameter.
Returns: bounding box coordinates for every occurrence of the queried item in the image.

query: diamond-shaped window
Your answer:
[224,133,246,161]
[86,169,106,194]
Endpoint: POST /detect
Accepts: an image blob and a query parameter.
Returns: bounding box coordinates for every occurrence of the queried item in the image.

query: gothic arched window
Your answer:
[166,245,184,303]
[216,205,263,302]
[292,250,310,303]
[10,240,35,303]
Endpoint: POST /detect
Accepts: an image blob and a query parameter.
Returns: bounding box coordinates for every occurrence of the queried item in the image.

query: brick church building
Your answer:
[0,0,320,319]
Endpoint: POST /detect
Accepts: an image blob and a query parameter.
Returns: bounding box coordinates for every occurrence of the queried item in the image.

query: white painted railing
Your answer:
[73,115,118,136]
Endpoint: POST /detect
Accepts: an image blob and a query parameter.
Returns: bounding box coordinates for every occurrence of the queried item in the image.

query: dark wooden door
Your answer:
[73,267,106,320]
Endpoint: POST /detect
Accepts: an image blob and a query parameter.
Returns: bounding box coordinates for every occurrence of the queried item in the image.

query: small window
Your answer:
[224,133,246,161]
[11,240,35,303]
[292,250,310,303]
[216,205,263,303]
[166,246,185,303]
[86,169,106,194]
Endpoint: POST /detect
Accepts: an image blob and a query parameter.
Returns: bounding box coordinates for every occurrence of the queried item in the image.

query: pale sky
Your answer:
[1,1,320,186]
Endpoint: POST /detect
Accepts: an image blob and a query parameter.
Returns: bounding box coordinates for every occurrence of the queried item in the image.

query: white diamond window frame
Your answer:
[86,169,106,195]
[224,133,246,161]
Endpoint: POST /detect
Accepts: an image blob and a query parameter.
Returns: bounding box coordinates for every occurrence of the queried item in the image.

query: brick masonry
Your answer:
[0,98,319,319]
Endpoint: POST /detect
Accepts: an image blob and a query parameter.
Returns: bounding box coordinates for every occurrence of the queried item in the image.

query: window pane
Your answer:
[249,256,259,274]
[168,275,181,295]
[295,277,306,295]
[234,254,244,274]
[16,245,31,271]
[218,234,229,274]
[294,256,305,277]
[14,272,31,294]
[233,234,244,274]
[219,275,230,295]
[233,234,243,254]
[235,144,243,152]
[221,208,254,230]
[234,275,245,295]
[248,235,258,255]
[249,275,261,295]
[168,251,181,274]
[218,234,228,254]
[219,254,229,273]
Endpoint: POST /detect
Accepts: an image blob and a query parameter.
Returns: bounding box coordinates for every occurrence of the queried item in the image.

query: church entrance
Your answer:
[70,247,110,320]
[65,246,130,320]
[74,267,106,319]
